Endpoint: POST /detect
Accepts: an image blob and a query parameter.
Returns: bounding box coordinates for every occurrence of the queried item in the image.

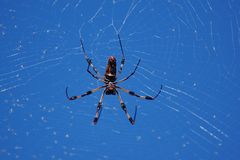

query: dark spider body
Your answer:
[104,56,117,82]
[105,82,117,95]
[66,34,163,125]
[105,56,117,95]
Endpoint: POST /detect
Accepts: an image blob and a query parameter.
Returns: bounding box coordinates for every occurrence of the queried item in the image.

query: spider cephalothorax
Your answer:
[66,34,163,125]
[105,82,116,95]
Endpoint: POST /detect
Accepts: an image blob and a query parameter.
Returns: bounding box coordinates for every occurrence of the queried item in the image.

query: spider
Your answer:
[66,34,163,125]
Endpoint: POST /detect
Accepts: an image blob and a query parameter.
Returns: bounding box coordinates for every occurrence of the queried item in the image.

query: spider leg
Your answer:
[115,59,141,84]
[80,37,100,76]
[93,89,105,125]
[86,63,105,82]
[117,34,125,75]
[65,85,106,100]
[116,90,137,125]
[116,84,163,100]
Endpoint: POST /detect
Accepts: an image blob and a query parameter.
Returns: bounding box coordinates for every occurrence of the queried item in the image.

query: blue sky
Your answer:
[0,0,240,160]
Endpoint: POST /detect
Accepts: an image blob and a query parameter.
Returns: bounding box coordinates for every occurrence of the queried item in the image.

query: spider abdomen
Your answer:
[105,74,116,82]
[104,56,117,82]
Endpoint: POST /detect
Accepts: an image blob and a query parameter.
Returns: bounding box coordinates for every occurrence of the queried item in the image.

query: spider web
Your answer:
[0,0,240,159]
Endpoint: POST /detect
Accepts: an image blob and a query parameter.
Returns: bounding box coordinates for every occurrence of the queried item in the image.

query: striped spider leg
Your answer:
[116,90,138,125]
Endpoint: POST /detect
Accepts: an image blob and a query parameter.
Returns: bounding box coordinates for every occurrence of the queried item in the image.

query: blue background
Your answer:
[0,0,240,159]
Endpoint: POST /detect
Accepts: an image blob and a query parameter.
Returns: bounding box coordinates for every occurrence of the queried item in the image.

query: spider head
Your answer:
[108,56,116,65]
